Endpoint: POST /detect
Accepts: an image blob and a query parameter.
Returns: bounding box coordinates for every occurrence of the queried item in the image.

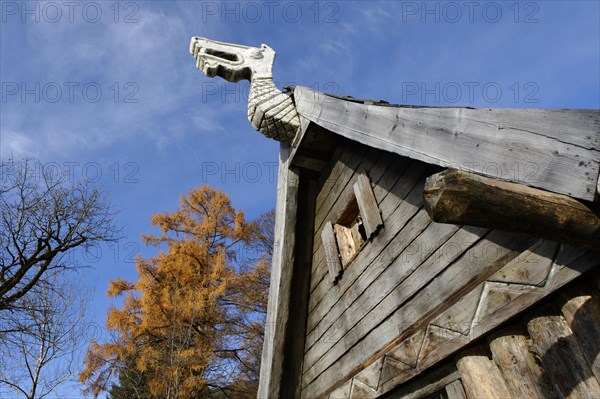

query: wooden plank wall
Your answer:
[333,271,600,399]
[301,140,599,398]
[303,140,449,397]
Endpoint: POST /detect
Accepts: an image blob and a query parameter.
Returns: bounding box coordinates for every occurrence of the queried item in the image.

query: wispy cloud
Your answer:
[2,6,222,160]
[1,130,36,159]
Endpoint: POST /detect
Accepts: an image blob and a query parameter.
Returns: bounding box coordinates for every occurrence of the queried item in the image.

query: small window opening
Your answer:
[334,196,367,267]
[321,171,383,284]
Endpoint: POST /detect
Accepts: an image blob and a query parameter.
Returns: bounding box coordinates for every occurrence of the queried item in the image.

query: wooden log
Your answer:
[455,345,513,399]
[527,315,600,398]
[424,169,600,250]
[445,379,467,399]
[488,327,558,398]
[559,284,600,383]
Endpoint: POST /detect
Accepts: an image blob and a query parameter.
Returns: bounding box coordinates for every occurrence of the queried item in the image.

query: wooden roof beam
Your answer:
[295,86,600,202]
[424,169,600,250]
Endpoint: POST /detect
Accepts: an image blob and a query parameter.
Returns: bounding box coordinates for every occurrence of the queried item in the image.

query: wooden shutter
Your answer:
[321,221,343,283]
[353,172,383,238]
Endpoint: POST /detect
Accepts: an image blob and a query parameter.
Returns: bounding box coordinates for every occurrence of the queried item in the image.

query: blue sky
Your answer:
[1,1,599,397]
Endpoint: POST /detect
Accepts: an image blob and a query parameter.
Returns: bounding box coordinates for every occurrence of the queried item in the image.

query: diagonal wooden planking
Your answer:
[319,241,598,399]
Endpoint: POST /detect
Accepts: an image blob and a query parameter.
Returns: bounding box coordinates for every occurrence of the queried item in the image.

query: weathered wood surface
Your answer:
[281,175,317,398]
[308,159,424,317]
[444,379,467,399]
[308,168,428,334]
[305,164,433,356]
[334,222,362,267]
[559,284,600,383]
[380,362,460,399]
[305,210,433,369]
[312,145,410,260]
[309,149,409,300]
[424,169,600,250]
[302,230,537,398]
[528,315,600,398]
[353,172,383,238]
[328,380,352,399]
[314,144,370,235]
[304,212,459,369]
[488,327,558,398]
[313,147,381,255]
[322,221,343,283]
[311,146,374,284]
[310,143,368,292]
[295,86,600,202]
[290,119,337,173]
[456,346,512,399]
[309,241,597,399]
[257,143,299,398]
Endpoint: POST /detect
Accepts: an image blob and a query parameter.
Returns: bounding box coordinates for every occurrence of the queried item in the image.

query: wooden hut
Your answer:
[189,37,600,399]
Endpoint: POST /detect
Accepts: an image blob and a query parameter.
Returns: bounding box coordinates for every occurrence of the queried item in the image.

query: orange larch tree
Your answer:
[80,186,272,399]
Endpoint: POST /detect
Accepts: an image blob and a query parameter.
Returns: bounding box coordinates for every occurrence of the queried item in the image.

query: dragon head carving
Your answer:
[190,37,299,144]
[190,37,275,81]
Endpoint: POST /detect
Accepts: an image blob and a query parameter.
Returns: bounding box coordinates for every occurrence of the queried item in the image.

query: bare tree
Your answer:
[0,159,118,310]
[0,272,96,399]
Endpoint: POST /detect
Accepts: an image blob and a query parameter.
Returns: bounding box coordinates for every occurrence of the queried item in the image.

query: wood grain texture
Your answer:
[309,241,597,399]
[307,161,429,329]
[528,315,600,398]
[312,146,376,281]
[456,346,512,399]
[353,172,383,238]
[444,379,467,399]
[488,328,558,399]
[304,213,457,370]
[302,230,535,398]
[559,284,600,384]
[309,148,403,299]
[322,221,343,283]
[379,362,460,399]
[290,119,337,174]
[424,169,600,250]
[295,86,600,202]
[257,143,300,398]
[305,166,430,348]
[280,175,318,398]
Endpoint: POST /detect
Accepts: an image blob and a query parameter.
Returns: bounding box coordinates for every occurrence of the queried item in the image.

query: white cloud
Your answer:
[1,130,36,159]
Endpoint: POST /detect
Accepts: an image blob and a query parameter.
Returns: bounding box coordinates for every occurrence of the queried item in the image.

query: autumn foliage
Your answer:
[80,186,272,398]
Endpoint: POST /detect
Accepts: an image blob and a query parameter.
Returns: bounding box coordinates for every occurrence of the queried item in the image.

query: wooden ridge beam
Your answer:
[424,169,600,250]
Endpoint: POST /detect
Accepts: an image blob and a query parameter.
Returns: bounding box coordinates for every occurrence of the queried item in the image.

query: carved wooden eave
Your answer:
[190,37,300,143]
[292,86,600,203]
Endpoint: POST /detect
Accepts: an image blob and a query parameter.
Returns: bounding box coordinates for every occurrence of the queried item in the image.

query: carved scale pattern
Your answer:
[248,78,300,144]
